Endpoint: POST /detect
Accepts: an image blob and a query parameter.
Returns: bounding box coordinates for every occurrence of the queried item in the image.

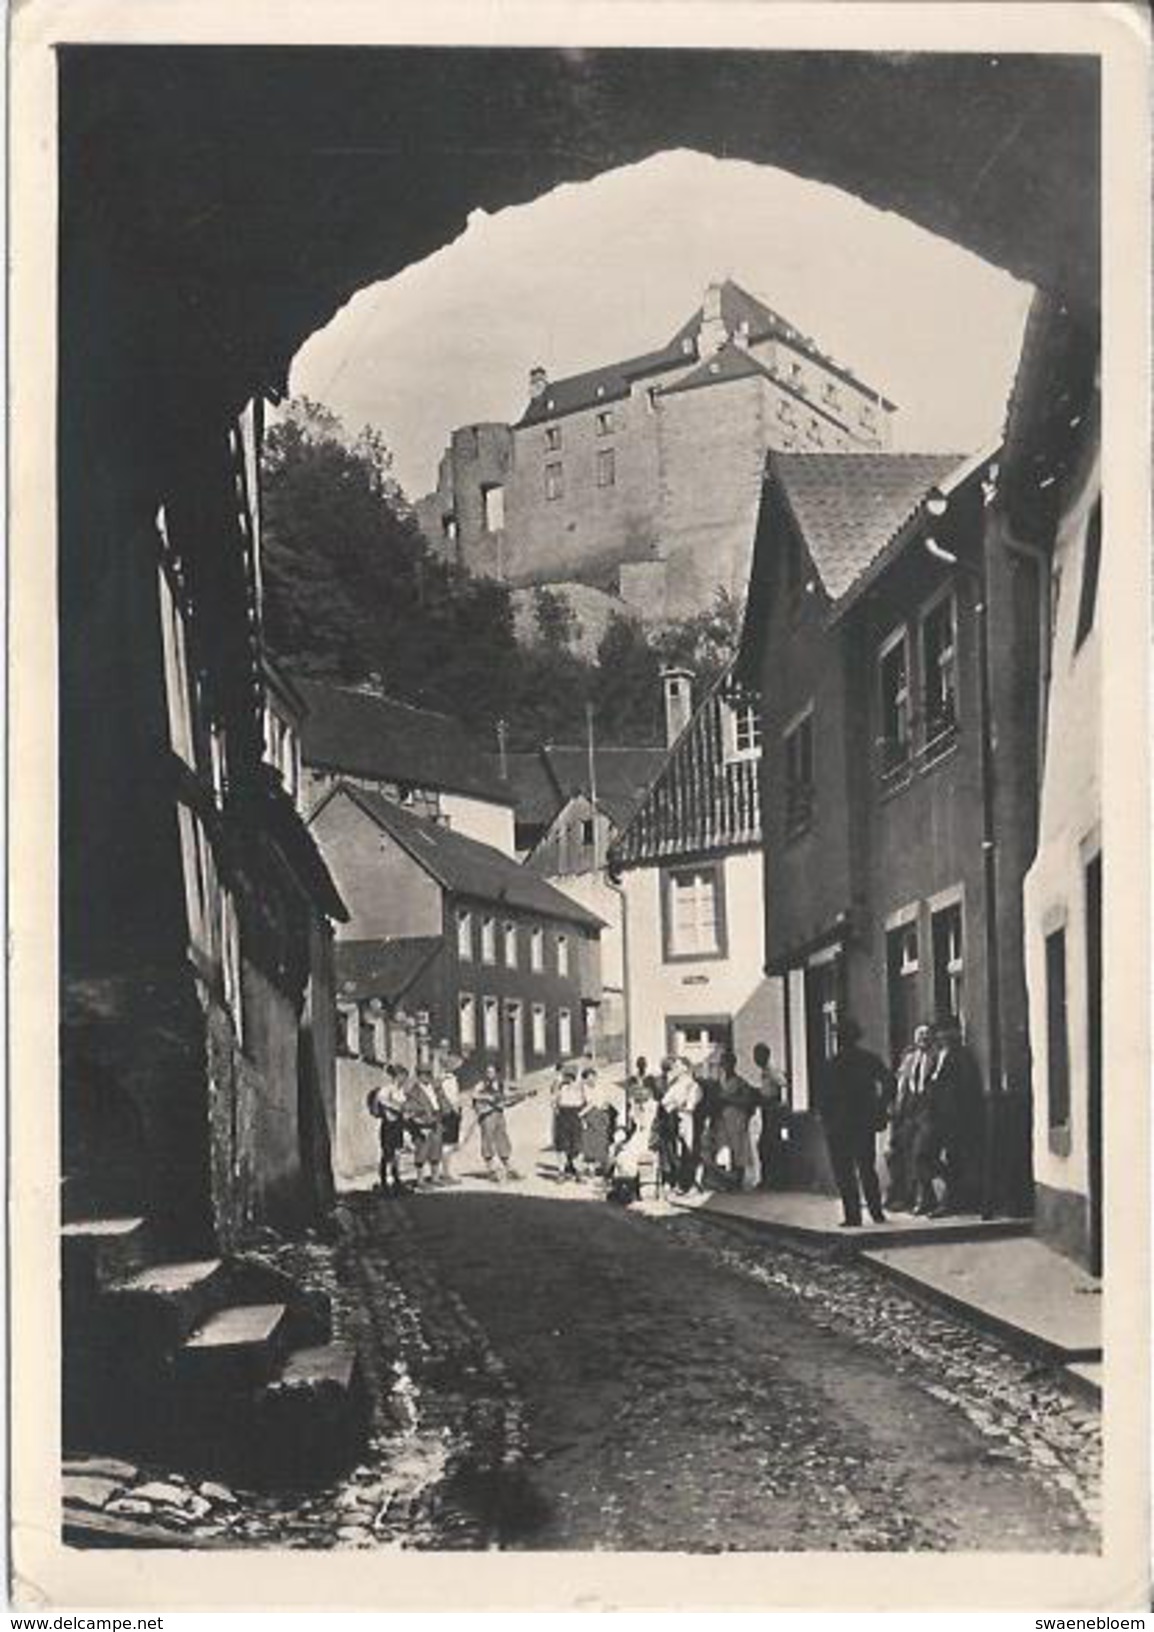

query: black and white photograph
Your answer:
[9,0,1151,1612]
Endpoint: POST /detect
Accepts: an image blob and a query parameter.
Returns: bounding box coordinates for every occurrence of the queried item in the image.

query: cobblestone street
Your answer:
[203,1106,1100,1555]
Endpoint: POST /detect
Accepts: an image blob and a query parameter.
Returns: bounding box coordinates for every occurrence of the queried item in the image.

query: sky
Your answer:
[291,149,1033,503]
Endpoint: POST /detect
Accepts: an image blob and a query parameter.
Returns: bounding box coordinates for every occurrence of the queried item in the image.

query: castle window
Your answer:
[595,408,615,437]
[482,484,505,532]
[545,462,564,501]
[596,448,616,488]
[545,424,562,452]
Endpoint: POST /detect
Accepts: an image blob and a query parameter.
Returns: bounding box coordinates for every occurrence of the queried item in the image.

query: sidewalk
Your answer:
[671,1186,1101,1385]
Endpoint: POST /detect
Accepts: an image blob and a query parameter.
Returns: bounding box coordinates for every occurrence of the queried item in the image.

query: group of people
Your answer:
[601,1044,790,1202]
[366,1044,531,1192]
[817,1016,982,1228]
[550,1059,619,1180]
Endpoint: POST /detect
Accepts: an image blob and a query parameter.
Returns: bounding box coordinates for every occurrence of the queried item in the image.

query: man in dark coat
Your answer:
[818,1018,892,1227]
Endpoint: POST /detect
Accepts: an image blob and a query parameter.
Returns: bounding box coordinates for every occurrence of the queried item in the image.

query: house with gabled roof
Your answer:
[608,668,787,1101]
[308,779,604,1184]
[736,446,1041,1205]
[416,278,894,621]
[295,677,516,854]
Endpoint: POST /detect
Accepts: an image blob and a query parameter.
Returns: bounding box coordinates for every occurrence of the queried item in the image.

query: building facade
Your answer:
[417,280,894,621]
[609,670,786,1084]
[738,448,1041,1204]
[996,294,1102,1270]
[62,406,348,1253]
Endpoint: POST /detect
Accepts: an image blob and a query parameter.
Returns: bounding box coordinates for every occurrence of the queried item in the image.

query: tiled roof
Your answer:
[770,452,968,607]
[500,746,666,830]
[335,936,442,1003]
[609,673,761,869]
[295,679,512,806]
[329,783,605,929]
[658,341,768,396]
[515,345,687,428]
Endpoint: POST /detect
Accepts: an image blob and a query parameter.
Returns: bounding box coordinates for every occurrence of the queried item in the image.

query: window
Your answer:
[558,1008,573,1056]
[545,462,564,501]
[664,866,724,959]
[504,922,518,969]
[806,958,841,1066]
[1074,500,1101,650]
[481,916,496,964]
[596,448,616,488]
[931,902,964,1025]
[443,515,458,544]
[530,926,544,972]
[482,484,505,533]
[878,628,911,775]
[557,934,570,978]
[922,594,958,747]
[544,424,561,452]
[1045,927,1071,1129]
[784,710,815,835]
[579,817,596,849]
[531,1003,547,1055]
[595,408,615,436]
[822,380,842,409]
[482,996,500,1050]
[459,992,476,1051]
[457,908,473,961]
[860,400,878,428]
[728,701,763,761]
[886,919,920,1059]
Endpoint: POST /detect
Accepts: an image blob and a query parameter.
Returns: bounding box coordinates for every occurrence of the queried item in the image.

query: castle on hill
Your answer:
[415,279,895,622]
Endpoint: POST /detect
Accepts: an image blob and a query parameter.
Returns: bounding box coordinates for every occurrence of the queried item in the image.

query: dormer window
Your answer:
[727,701,763,762]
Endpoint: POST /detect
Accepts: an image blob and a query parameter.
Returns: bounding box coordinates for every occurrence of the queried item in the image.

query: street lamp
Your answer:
[922,489,1002,1223]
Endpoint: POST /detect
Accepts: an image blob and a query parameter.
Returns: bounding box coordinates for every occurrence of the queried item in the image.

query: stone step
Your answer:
[105,1259,227,1350]
[256,1342,370,1483]
[178,1302,292,1392]
[63,1217,150,1294]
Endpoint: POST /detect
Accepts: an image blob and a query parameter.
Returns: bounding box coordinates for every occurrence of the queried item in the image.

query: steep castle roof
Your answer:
[516,278,894,428]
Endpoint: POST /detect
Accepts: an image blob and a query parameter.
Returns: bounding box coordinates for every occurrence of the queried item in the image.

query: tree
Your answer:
[652,587,745,696]
[532,586,582,650]
[592,616,663,746]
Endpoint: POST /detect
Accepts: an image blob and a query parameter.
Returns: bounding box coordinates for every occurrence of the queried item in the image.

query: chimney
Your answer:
[529,365,549,401]
[699,280,727,358]
[661,666,694,747]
